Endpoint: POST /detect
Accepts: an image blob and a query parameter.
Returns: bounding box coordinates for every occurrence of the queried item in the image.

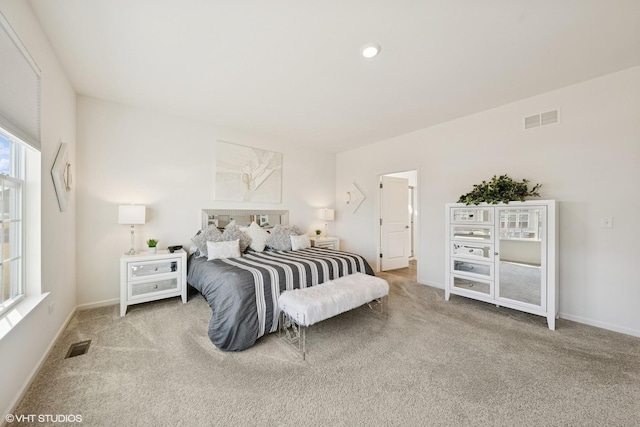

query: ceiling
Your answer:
[28,1,640,153]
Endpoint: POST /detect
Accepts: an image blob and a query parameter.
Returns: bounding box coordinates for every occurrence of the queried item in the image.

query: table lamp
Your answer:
[317,208,335,237]
[118,205,146,255]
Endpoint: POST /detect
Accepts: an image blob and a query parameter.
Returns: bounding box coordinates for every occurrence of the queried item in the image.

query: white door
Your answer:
[380,175,410,271]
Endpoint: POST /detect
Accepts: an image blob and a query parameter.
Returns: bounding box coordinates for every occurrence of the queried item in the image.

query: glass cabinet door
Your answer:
[496,207,546,307]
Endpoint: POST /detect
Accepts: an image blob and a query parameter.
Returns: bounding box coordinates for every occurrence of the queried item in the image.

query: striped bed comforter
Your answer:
[187,247,374,351]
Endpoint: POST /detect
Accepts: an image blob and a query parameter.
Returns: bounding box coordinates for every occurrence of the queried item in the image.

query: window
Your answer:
[0,128,25,317]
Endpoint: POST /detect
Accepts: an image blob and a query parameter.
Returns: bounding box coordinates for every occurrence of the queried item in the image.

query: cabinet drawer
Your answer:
[451,258,494,280]
[451,275,492,297]
[451,207,493,224]
[130,278,179,299]
[129,260,178,279]
[451,225,493,242]
[451,242,494,261]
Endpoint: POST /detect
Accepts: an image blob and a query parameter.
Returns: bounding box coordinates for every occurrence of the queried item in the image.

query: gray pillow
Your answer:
[273,224,304,236]
[191,226,222,258]
[221,224,251,253]
[265,224,304,251]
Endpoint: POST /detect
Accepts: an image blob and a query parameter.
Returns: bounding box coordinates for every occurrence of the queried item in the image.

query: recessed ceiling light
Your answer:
[361,43,381,59]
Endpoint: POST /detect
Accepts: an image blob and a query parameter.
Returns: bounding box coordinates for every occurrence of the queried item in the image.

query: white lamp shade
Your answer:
[317,208,335,221]
[118,205,146,225]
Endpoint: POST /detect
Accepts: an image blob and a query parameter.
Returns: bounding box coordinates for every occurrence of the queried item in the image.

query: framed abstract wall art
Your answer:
[215,141,282,203]
[51,142,71,212]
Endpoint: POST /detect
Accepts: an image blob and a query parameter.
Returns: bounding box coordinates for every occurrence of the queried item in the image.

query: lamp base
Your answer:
[125,226,137,256]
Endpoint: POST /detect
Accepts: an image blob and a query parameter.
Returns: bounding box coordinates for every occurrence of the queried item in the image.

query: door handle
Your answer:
[405,225,410,229]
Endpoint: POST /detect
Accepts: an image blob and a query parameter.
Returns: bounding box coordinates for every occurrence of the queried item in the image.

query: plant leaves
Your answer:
[456,174,542,205]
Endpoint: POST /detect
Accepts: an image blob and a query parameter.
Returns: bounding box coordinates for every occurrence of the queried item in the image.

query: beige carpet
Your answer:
[9,270,640,426]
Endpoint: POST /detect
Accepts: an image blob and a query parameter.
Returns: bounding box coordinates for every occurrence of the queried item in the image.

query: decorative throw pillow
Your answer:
[221,224,251,253]
[265,224,305,251]
[207,239,240,260]
[191,225,222,258]
[290,234,311,251]
[243,221,270,252]
[275,224,304,236]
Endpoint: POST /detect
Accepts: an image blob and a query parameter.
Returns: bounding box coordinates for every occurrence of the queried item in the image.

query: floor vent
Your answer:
[524,109,560,130]
[65,340,91,359]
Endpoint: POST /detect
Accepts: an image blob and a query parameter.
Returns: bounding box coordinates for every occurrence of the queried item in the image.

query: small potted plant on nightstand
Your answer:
[146,239,158,254]
[315,229,322,236]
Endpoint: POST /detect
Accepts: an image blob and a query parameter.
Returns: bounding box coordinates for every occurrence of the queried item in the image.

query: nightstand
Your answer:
[310,236,340,250]
[120,249,187,316]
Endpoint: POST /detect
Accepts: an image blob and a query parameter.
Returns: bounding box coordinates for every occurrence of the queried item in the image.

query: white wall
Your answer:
[76,96,336,305]
[337,65,640,337]
[0,0,76,418]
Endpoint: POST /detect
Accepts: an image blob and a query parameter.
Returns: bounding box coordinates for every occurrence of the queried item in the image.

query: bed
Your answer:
[187,209,375,351]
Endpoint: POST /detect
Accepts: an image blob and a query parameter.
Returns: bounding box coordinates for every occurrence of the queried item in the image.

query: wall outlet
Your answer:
[601,217,613,229]
[48,302,54,314]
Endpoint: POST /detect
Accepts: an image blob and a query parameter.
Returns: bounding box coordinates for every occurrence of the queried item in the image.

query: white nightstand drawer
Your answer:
[314,241,334,249]
[120,249,187,316]
[310,236,340,251]
[129,260,178,279]
[130,277,179,299]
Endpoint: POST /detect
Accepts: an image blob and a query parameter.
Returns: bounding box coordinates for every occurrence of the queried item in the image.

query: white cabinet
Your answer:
[445,201,558,329]
[120,249,187,316]
[310,236,340,250]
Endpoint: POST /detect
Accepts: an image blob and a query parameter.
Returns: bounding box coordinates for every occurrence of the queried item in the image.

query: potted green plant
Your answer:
[315,229,322,236]
[457,174,541,205]
[146,238,158,254]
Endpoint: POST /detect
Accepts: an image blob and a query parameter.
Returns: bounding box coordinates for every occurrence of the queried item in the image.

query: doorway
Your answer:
[378,170,418,275]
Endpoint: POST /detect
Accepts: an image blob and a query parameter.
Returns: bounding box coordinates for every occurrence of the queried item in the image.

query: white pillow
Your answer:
[290,234,311,251]
[244,221,270,252]
[207,239,240,260]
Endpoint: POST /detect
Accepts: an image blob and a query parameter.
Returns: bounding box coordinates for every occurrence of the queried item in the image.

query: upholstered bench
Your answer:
[278,272,389,360]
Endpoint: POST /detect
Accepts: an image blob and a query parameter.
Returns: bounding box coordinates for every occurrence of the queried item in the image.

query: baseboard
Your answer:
[2,306,77,427]
[76,298,119,311]
[559,312,640,338]
[415,283,640,339]
[417,281,443,290]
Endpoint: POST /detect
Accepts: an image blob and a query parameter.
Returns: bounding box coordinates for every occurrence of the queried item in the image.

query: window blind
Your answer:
[0,12,41,151]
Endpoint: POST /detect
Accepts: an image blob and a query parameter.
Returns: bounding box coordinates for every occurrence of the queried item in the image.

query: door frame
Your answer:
[376,168,420,275]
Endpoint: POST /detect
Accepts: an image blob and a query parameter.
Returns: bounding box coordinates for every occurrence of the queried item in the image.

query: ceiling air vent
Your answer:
[541,110,559,126]
[524,109,560,130]
[524,114,541,129]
